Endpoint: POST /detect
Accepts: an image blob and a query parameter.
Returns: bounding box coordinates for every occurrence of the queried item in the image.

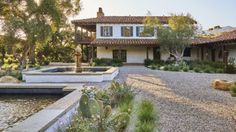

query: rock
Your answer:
[0,76,20,83]
[211,79,233,91]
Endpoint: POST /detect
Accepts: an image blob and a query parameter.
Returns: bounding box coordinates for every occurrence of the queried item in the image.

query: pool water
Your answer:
[0,95,61,131]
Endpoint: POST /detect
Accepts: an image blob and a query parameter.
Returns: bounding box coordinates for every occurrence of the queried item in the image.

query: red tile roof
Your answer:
[193,30,236,45]
[72,16,171,25]
[91,39,158,46]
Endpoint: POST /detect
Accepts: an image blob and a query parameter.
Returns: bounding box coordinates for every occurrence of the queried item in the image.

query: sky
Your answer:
[72,0,236,30]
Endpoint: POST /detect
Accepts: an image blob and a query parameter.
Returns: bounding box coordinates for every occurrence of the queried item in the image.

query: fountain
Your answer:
[75,46,82,73]
[22,46,119,83]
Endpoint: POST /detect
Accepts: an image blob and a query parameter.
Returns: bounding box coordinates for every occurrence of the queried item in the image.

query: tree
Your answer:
[1,0,81,68]
[144,13,196,62]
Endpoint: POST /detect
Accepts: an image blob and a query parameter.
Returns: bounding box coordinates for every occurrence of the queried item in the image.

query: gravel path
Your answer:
[87,66,236,132]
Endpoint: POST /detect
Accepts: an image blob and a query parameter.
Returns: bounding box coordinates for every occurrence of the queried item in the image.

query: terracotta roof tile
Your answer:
[193,30,236,45]
[72,16,171,25]
[91,39,158,46]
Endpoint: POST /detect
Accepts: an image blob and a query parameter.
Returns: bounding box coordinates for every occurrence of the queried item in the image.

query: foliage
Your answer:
[93,58,123,67]
[1,0,81,67]
[1,54,19,71]
[183,67,189,72]
[144,13,196,62]
[68,82,135,132]
[135,99,157,132]
[230,83,236,97]
[36,29,76,64]
[193,67,201,73]
[226,57,236,74]
[146,59,225,74]
[144,59,153,67]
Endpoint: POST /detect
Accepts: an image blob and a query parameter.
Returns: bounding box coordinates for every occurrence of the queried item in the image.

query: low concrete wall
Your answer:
[0,84,66,94]
[23,67,119,83]
[8,86,83,132]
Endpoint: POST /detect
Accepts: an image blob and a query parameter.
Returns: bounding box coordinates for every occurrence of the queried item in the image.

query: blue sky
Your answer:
[74,0,236,30]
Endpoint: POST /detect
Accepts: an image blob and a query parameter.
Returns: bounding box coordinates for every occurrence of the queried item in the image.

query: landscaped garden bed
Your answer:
[65,82,158,132]
[145,59,236,74]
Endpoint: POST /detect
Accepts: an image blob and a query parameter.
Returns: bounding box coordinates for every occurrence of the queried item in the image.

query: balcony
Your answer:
[75,33,95,44]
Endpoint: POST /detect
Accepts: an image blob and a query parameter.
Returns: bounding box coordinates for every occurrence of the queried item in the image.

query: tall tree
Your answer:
[144,13,196,62]
[1,0,81,67]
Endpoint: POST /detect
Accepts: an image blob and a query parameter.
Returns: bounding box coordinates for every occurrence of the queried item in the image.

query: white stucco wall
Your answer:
[96,24,157,39]
[97,46,153,64]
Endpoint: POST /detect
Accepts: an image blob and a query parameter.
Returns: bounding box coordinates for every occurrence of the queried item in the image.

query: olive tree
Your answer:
[144,13,196,62]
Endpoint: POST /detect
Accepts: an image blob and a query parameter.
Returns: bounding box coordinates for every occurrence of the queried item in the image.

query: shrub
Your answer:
[226,65,235,74]
[216,68,224,73]
[136,121,155,132]
[183,67,189,72]
[193,67,201,73]
[135,99,157,132]
[230,84,236,97]
[203,67,213,73]
[163,65,170,71]
[149,64,159,70]
[9,71,22,80]
[109,82,135,106]
[137,100,156,122]
[171,66,180,72]
[144,59,153,67]
[93,58,123,67]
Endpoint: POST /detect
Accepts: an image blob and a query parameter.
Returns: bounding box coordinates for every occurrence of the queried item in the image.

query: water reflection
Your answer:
[0,95,61,131]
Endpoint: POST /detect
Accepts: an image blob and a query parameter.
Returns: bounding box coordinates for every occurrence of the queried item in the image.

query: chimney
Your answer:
[97,7,104,18]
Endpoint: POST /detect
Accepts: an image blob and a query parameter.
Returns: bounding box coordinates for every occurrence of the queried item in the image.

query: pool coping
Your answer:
[6,85,84,132]
[22,66,119,83]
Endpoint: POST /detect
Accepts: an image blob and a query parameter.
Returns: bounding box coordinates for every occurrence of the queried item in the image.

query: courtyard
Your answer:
[89,66,236,131]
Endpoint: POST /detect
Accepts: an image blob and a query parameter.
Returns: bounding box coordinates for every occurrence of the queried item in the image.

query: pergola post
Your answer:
[91,45,94,60]
[223,45,229,73]
[81,44,84,62]
[80,28,83,40]
[201,46,204,60]
[146,47,149,59]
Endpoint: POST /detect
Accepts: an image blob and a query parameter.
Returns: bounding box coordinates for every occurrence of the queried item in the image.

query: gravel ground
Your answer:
[86,66,236,132]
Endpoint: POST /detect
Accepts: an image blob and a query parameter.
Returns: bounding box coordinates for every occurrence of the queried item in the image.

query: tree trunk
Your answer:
[1,47,6,64]
[28,45,36,64]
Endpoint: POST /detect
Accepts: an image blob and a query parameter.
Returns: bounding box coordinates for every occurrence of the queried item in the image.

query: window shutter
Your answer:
[130,27,133,36]
[121,27,124,36]
[136,27,139,37]
[110,26,113,36]
[101,26,104,36]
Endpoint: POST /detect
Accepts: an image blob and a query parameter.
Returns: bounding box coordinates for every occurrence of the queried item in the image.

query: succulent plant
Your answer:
[104,105,112,118]
[79,94,91,118]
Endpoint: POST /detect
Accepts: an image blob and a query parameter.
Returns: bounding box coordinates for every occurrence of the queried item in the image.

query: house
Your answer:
[71,8,236,64]
[193,30,236,63]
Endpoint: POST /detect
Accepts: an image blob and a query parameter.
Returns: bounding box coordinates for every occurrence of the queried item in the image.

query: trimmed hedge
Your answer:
[93,58,123,67]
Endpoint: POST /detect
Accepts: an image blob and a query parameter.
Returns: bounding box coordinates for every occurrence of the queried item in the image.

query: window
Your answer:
[101,26,113,37]
[183,48,191,57]
[136,26,154,37]
[121,26,133,37]
[113,50,127,62]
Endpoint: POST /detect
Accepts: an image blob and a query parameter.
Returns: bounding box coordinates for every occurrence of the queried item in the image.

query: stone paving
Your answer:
[86,66,236,132]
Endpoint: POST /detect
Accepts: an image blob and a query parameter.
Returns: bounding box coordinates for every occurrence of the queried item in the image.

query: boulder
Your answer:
[0,76,20,83]
[211,79,233,91]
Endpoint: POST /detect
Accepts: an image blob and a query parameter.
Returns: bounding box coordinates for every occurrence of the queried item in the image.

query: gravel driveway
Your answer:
[87,66,236,132]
